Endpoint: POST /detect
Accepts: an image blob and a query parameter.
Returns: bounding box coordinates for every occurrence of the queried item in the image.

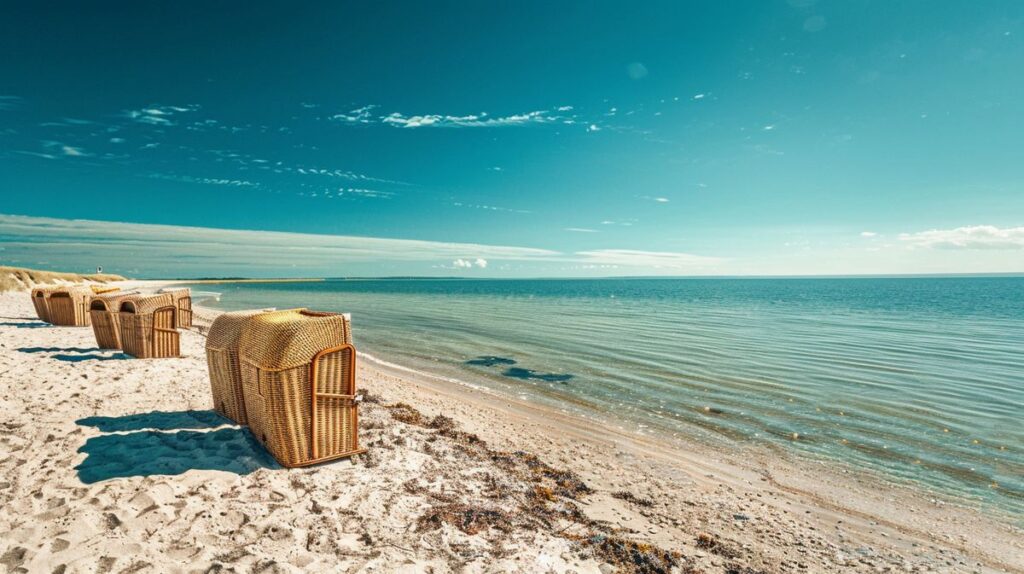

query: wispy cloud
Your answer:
[124,105,198,126]
[899,225,1024,250]
[452,202,532,215]
[149,173,259,187]
[565,227,598,233]
[575,249,722,269]
[0,214,558,276]
[14,151,57,160]
[325,105,585,129]
[381,110,566,129]
[0,95,21,111]
[860,231,878,238]
[330,105,377,124]
[0,214,722,277]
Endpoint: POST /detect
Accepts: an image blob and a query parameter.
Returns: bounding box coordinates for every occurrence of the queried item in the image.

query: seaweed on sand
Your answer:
[417,503,514,535]
[382,400,687,573]
[612,491,654,507]
[569,533,683,574]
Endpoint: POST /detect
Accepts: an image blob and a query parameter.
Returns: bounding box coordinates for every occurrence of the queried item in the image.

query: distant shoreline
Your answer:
[160,277,326,285]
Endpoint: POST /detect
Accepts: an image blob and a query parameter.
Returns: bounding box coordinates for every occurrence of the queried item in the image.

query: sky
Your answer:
[1,1,1022,278]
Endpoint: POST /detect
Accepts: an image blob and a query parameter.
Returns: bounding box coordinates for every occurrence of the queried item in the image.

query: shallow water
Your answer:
[189,277,1024,516]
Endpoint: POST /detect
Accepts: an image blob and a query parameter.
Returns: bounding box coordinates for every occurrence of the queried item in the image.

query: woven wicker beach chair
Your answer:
[89,291,140,349]
[31,287,54,322]
[238,309,362,467]
[117,293,180,358]
[47,286,94,326]
[206,309,280,424]
[160,288,193,328]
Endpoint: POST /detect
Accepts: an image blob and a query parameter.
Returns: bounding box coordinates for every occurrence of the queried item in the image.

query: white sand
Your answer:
[0,288,1020,573]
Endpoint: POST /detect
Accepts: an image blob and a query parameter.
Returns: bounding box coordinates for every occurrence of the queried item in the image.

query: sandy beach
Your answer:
[1,286,1021,574]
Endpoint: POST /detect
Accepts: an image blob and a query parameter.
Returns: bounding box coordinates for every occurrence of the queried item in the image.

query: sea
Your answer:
[186,277,1024,517]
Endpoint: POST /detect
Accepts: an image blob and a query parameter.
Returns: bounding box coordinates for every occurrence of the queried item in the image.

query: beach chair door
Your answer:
[177,297,193,328]
[309,344,359,462]
[151,306,180,357]
[47,293,74,326]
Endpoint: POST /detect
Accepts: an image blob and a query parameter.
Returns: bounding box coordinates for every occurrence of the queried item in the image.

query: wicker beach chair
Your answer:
[47,286,94,326]
[206,309,277,424]
[89,291,140,349]
[31,287,54,322]
[238,309,362,467]
[117,293,180,358]
[160,288,193,328]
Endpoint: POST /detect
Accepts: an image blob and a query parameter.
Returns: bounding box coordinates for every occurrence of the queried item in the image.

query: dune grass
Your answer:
[0,266,126,292]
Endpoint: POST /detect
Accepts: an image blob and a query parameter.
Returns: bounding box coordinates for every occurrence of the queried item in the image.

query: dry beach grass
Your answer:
[0,289,1021,573]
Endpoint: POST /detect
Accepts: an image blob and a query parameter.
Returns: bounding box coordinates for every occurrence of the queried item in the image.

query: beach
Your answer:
[1,286,1021,574]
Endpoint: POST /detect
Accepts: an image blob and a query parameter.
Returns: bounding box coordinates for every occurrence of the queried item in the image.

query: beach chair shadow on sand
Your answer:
[75,410,279,483]
[0,321,51,328]
[77,409,234,433]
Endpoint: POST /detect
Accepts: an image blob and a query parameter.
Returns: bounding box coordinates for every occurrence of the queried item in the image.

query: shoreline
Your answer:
[1,286,1020,572]
[192,291,1024,570]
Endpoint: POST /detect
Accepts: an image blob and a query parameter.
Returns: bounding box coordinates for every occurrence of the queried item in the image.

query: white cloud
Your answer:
[0,214,728,278]
[654,197,669,203]
[61,145,86,157]
[14,151,57,160]
[575,249,723,270]
[860,231,878,238]
[898,225,1024,250]
[0,214,559,277]
[330,105,376,123]
[124,105,198,126]
[149,173,258,187]
[565,228,598,233]
[381,110,566,129]
[336,187,394,199]
[587,124,601,132]
[451,258,489,269]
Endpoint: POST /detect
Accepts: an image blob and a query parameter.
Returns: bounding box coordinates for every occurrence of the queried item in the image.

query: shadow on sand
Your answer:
[51,353,129,362]
[77,409,235,433]
[1,322,52,329]
[18,346,102,353]
[75,410,278,483]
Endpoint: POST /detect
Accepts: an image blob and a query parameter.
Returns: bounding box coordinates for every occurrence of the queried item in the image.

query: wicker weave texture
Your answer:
[239,309,361,467]
[118,294,180,358]
[238,309,352,370]
[206,309,268,424]
[31,288,53,322]
[162,288,193,328]
[47,287,94,327]
[88,291,140,349]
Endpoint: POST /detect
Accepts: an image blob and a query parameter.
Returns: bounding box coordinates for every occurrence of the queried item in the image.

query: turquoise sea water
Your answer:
[189,277,1024,516]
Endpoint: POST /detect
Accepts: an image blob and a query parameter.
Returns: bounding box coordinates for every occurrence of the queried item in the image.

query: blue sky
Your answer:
[1,1,1022,278]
